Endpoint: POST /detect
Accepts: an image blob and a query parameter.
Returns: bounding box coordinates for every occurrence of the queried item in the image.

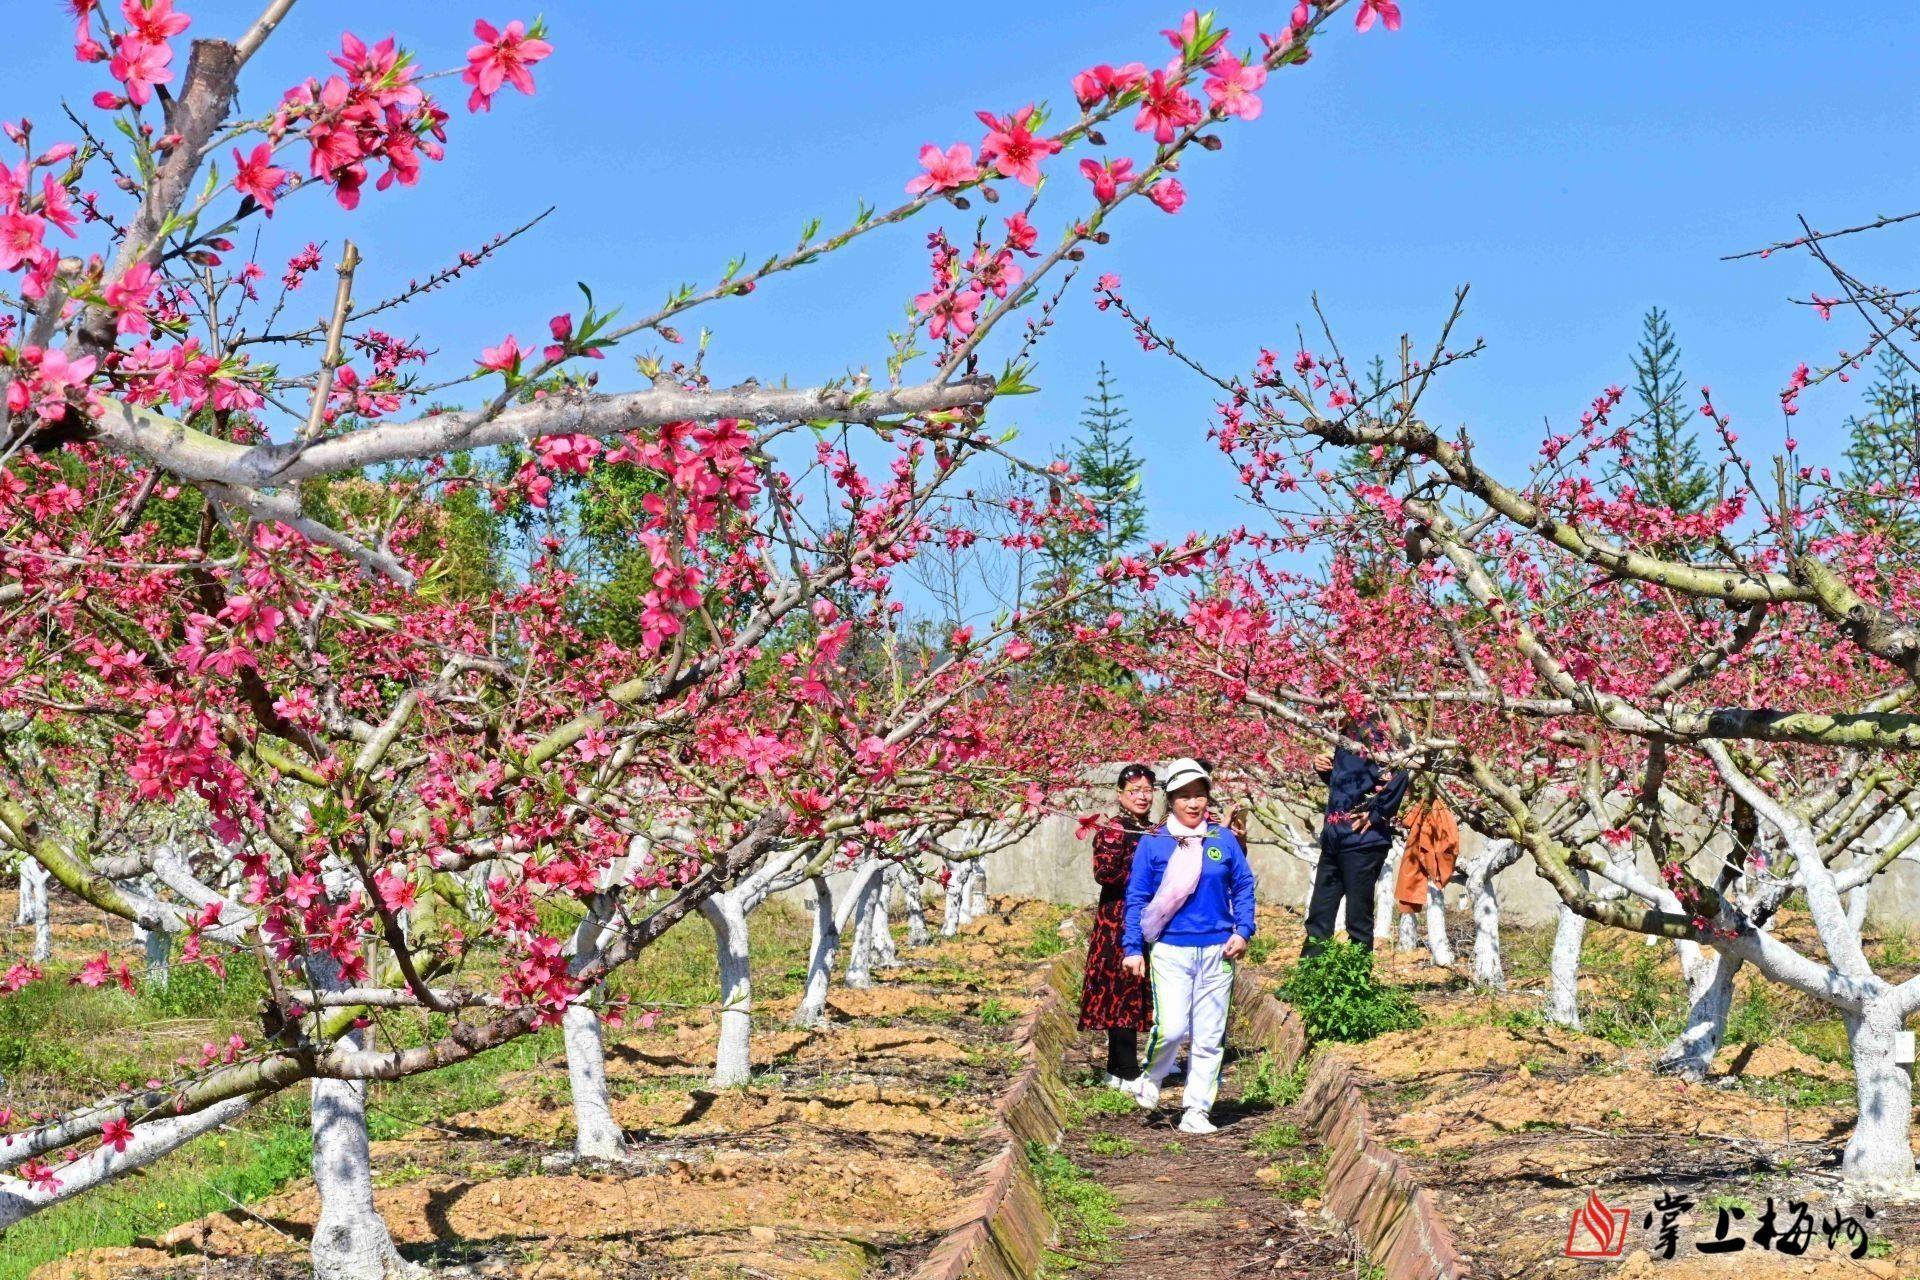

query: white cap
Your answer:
[1161,757,1211,794]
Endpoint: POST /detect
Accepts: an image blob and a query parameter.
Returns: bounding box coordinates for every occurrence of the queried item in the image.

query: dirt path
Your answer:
[1049,1021,1369,1278]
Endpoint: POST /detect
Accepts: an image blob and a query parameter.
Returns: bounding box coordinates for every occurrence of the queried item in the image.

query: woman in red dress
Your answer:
[1080,763,1156,1085]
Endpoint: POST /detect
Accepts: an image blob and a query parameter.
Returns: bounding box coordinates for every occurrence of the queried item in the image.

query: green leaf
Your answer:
[995,360,1039,397]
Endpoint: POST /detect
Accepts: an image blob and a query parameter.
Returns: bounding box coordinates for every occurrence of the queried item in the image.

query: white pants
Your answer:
[1142,941,1233,1115]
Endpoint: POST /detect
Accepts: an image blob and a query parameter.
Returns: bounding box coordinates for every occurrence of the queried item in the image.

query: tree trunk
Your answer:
[699,893,754,1088]
[870,869,899,970]
[940,863,964,938]
[1396,911,1418,953]
[844,871,883,990]
[562,909,627,1161]
[308,959,417,1280]
[793,875,842,1027]
[1463,841,1519,992]
[136,916,173,990]
[1847,880,1871,934]
[1658,948,1742,1080]
[1842,996,1918,1187]
[965,861,988,920]
[1373,841,1403,951]
[19,862,49,963]
[1545,903,1586,1029]
[903,865,930,946]
[1425,883,1455,967]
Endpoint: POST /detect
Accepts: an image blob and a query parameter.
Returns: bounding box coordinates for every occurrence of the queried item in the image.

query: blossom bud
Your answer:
[92,92,125,110]
[1198,134,1223,150]
[1087,129,1106,146]
[980,185,999,203]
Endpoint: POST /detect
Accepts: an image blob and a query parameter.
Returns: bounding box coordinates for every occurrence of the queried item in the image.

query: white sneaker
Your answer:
[1178,1108,1218,1134]
[1100,1072,1127,1089]
[1126,1075,1160,1111]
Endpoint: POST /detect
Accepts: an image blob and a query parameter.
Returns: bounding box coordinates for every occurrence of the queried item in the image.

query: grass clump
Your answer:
[1262,1151,1326,1203]
[1237,1052,1307,1108]
[1029,1142,1123,1272]
[1250,1121,1303,1155]
[1580,943,1684,1048]
[1277,941,1421,1043]
[1069,1086,1142,1122]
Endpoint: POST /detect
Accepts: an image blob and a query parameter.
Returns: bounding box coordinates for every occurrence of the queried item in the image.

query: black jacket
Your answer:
[1319,725,1409,852]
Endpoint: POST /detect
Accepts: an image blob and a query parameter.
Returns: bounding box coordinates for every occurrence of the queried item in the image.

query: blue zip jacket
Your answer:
[1122,822,1257,956]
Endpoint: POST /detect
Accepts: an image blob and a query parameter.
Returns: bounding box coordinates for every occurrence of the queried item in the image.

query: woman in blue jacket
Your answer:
[1120,757,1258,1134]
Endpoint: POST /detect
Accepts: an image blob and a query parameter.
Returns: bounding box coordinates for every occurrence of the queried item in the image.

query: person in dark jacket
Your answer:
[1079,763,1156,1085]
[1303,716,1410,956]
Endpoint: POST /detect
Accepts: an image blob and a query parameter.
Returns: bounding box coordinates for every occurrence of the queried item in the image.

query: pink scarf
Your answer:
[1140,815,1208,944]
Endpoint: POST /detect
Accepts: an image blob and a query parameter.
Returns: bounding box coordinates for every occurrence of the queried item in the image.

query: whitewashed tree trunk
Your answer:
[139,923,173,989]
[561,904,626,1161]
[1425,882,1455,966]
[1374,840,1404,951]
[794,875,844,1027]
[1847,880,1871,934]
[1842,995,1917,1185]
[941,862,965,937]
[308,957,417,1280]
[18,861,49,963]
[699,892,755,1088]
[965,861,988,920]
[1464,840,1521,991]
[128,876,172,989]
[1546,903,1586,1029]
[903,864,930,946]
[871,869,900,970]
[1658,949,1742,1080]
[845,872,882,990]
[1396,911,1418,953]
[793,864,884,1026]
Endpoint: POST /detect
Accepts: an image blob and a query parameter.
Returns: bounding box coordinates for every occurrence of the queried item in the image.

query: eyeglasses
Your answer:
[1120,784,1155,796]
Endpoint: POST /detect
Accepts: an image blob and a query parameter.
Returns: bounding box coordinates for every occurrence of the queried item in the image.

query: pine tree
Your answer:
[1074,362,1148,572]
[1624,307,1711,516]
[1840,345,1920,542]
[1047,363,1148,594]
[1030,364,1150,688]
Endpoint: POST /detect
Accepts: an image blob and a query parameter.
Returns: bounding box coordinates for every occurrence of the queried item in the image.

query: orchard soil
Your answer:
[1235,903,1920,1280]
[10,887,1920,1280]
[21,893,1067,1280]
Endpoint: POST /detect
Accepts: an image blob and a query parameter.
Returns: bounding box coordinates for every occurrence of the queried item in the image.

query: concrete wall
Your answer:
[976,799,1920,933]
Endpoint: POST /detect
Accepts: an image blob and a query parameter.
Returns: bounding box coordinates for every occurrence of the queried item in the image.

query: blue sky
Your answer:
[15,2,1920,545]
